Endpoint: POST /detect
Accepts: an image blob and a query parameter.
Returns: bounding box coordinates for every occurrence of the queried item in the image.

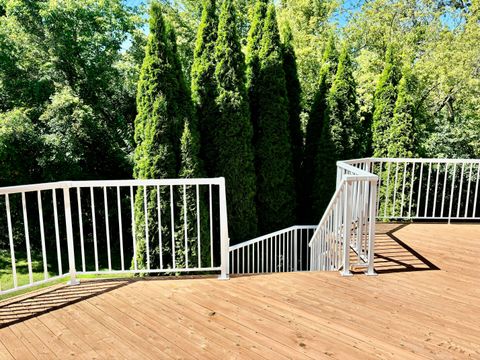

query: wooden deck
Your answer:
[0,223,479,359]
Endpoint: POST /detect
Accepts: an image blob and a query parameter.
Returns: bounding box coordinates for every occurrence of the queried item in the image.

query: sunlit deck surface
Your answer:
[0,223,479,359]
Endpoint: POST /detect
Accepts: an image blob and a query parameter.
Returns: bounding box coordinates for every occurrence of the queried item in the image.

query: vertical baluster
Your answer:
[270,236,273,272]
[274,235,277,272]
[376,161,383,213]
[448,163,457,222]
[104,187,112,271]
[441,163,449,218]
[384,162,391,219]
[156,185,163,269]
[209,184,213,268]
[130,186,137,271]
[196,184,201,268]
[242,247,245,274]
[400,162,407,217]
[143,186,150,270]
[408,163,415,218]
[21,192,33,284]
[416,163,424,218]
[391,162,400,218]
[262,240,265,273]
[117,186,124,271]
[37,191,48,279]
[424,162,432,218]
[464,164,473,218]
[256,241,259,273]
[183,185,188,268]
[170,184,175,269]
[76,188,85,272]
[53,189,63,275]
[432,163,440,217]
[247,244,250,273]
[456,163,465,218]
[473,164,480,218]
[5,194,17,288]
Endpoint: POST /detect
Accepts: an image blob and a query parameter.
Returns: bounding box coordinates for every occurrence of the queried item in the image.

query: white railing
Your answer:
[0,178,229,295]
[366,158,480,221]
[228,226,316,274]
[309,161,378,276]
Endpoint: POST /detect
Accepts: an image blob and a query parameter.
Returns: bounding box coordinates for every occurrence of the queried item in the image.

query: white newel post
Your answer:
[367,179,378,276]
[341,181,353,276]
[218,177,230,280]
[64,185,80,286]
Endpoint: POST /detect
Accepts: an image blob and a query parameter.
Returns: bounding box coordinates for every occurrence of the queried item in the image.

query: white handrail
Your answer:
[0,177,230,295]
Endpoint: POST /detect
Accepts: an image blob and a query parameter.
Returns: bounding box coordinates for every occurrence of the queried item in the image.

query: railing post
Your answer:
[218,177,230,280]
[293,228,298,272]
[64,185,80,286]
[341,181,353,276]
[367,179,378,276]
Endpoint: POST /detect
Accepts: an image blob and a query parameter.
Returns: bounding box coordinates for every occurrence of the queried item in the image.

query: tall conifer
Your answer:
[133,4,194,269]
[282,22,303,221]
[191,0,218,176]
[302,35,338,222]
[214,0,257,242]
[312,45,361,218]
[372,45,401,157]
[254,4,296,233]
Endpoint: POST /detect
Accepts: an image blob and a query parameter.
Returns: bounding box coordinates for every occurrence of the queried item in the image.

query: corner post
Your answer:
[366,179,378,276]
[218,177,230,280]
[64,185,80,286]
[341,181,353,276]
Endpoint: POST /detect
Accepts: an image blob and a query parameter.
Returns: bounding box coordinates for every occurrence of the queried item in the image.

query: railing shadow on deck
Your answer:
[0,279,132,328]
[371,223,440,274]
[0,274,220,328]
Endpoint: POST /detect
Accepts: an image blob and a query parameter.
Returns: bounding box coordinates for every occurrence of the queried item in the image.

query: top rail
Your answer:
[0,178,225,195]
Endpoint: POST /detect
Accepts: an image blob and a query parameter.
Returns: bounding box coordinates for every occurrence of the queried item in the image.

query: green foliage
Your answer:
[176,120,210,268]
[133,3,194,269]
[0,109,42,186]
[301,34,337,222]
[191,0,218,176]
[372,45,402,157]
[388,66,419,158]
[281,22,303,221]
[313,45,361,217]
[39,87,129,181]
[246,0,268,140]
[214,0,257,242]
[254,4,296,233]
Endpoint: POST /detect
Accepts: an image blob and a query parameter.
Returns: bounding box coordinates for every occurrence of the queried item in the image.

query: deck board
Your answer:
[1,223,479,359]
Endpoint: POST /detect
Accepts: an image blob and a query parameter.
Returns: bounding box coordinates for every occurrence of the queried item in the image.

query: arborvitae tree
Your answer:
[312,45,361,218]
[301,34,338,223]
[372,45,401,157]
[281,22,303,222]
[191,0,218,176]
[133,4,193,269]
[213,0,257,242]
[388,66,418,158]
[246,0,268,141]
[176,120,210,268]
[254,4,296,233]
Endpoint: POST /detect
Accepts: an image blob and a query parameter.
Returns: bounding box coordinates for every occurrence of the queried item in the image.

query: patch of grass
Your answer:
[0,250,134,302]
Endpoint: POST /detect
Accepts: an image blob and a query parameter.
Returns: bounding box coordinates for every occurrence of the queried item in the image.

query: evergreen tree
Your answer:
[301,34,338,223]
[388,66,418,158]
[176,120,210,268]
[281,22,303,222]
[246,0,269,142]
[312,45,361,218]
[214,0,258,242]
[254,4,296,233]
[133,4,193,269]
[372,45,401,157]
[191,0,218,176]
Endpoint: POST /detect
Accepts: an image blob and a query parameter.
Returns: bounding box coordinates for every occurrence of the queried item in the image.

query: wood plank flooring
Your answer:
[0,223,479,359]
